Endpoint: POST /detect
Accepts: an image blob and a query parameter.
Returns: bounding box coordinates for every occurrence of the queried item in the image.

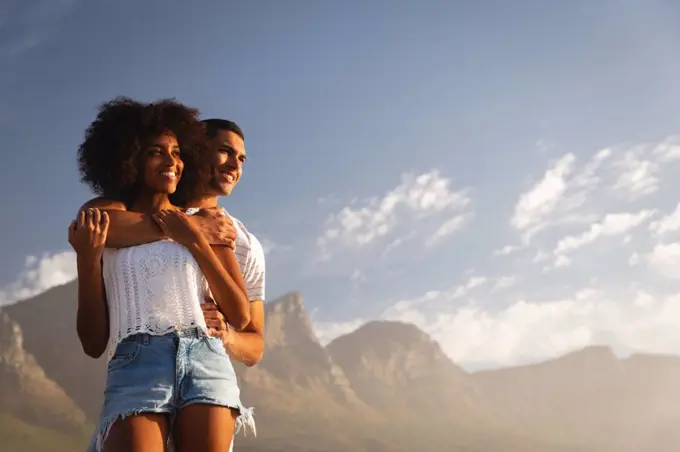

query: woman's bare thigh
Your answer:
[173,404,237,452]
[103,413,169,452]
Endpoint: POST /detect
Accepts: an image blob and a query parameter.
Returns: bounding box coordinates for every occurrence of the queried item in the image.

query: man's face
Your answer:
[208,129,246,196]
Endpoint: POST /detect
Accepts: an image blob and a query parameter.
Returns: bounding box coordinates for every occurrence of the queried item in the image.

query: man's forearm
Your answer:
[225,329,264,367]
[79,199,166,248]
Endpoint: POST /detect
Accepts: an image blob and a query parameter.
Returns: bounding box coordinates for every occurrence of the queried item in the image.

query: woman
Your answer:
[68,97,252,452]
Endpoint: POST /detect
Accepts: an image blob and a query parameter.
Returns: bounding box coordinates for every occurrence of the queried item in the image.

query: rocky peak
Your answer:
[246,292,360,404]
[555,345,619,367]
[0,309,88,434]
[0,310,24,364]
[328,320,466,381]
[327,320,476,416]
[264,291,318,348]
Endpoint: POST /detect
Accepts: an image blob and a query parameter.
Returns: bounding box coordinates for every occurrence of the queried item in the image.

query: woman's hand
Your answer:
[68,208,110,261]
[152,209,204,248]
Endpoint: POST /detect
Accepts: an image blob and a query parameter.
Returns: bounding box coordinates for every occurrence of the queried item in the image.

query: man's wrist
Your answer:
[221,327,235,350]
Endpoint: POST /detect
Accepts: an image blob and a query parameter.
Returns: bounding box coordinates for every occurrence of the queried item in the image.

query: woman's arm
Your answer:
[153,210,251,331]
[68,209,110,358]
[186,241,251,331]
[75,255,109,358]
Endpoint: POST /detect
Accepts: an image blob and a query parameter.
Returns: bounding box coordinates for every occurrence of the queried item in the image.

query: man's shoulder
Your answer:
[227,213,264,258]
[230,215,263,245]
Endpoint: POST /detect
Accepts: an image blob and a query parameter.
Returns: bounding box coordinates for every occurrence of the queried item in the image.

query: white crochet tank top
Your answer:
[102,239,208,360]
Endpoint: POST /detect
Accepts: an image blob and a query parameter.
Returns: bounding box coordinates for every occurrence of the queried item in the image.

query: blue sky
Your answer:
[2,0,680,369]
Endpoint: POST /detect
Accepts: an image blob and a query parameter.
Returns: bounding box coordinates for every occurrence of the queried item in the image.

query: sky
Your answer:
[2,0,680,370]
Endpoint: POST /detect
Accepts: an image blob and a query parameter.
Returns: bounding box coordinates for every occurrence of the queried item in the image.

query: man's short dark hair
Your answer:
[201,118,244,140]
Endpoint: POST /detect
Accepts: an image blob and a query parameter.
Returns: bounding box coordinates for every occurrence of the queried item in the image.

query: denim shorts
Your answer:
[88,327,255,452]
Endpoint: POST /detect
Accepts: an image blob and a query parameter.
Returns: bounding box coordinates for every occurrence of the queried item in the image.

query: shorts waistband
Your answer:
[122,327,208,344]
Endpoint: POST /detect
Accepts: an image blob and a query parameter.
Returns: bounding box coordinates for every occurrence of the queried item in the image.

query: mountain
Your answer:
[474,346,680,451]
[2,282,107,420]
[0,413,89,452]
[3,281,680,451]
[0,309,91,451]
[0,310,89,434]
[327,320,477,416]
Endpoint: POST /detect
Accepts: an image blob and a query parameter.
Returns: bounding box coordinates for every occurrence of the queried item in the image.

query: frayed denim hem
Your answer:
[234,406,256,437]
[179,399,256,437]
[89,407,172,452]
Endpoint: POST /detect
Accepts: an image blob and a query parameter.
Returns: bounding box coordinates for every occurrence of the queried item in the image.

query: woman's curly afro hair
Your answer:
[77,96,212,207]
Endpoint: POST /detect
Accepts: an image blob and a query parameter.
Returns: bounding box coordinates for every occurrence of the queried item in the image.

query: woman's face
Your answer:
[141,132,184,194]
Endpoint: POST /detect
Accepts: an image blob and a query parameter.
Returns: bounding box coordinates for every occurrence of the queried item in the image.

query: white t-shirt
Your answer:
[101,209,266,360]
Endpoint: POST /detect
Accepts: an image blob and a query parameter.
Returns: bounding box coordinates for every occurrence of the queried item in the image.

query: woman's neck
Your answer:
[129,192,174,213]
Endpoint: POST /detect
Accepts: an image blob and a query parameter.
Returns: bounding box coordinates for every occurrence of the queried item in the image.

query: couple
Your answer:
[67,97,265,452]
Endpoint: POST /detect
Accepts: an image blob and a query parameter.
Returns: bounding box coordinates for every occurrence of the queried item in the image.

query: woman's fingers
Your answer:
[68,220,76,241]
[86,208,95,229]
[93,208,101,230]
[100,212,110,237]
[78,210,86,228]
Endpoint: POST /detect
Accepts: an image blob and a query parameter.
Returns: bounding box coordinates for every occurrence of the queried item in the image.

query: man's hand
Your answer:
[152,210,204,248]
[190,208,237,249]
[68,208,110,262]
[202,302,233,350]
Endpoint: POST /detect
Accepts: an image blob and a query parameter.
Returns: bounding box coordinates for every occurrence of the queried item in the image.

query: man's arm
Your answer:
[79,199,237,248]
[226,232,266,365]
[203,230,266,366]
[80,198,165,248]
[203,301,264,367]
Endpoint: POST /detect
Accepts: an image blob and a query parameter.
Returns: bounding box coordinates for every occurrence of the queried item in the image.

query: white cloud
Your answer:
[425,214,470,247]
[611,136,680,200]
[502,136,680,272]
[493,276,516,291]
[511,154,576,235]
[612,151,659,199]
[259,237,290,256]
[0,251,77,306]
[510,148,612,244]
[318,170,471,256]
[493,245,520,257]
[319,284,680,370]
[314,318,366,345]
[350,269,366,283]
[554,209,655,256]
[650,202,680,236]
[644,243,680,280]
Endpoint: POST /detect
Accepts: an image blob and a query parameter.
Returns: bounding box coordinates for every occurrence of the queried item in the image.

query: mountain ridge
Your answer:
[3,281,680,451]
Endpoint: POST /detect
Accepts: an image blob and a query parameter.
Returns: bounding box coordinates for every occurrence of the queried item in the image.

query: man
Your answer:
[80,118,265,367]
